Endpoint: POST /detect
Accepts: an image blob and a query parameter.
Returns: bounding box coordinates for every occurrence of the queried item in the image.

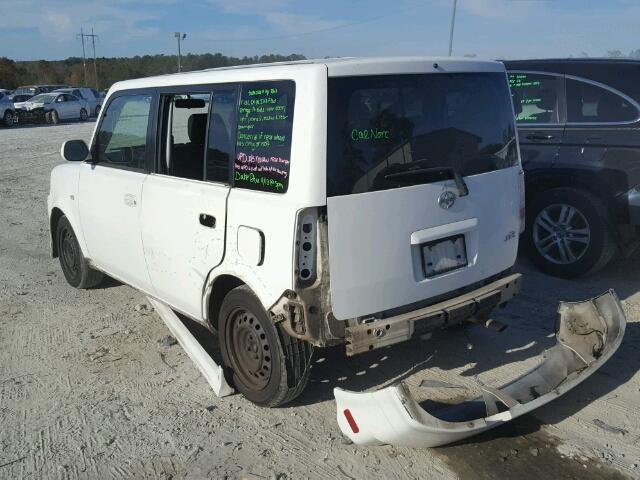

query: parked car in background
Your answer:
[10,93,34,109]
[13,85,67,96]
[20,92,88,124]
[0,88,13,96]
[505,58,640,278]
[53,87,103,116]
[0,91,16,127]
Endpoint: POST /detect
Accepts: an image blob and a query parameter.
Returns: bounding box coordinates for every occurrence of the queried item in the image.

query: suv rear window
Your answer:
[327,73,518,196]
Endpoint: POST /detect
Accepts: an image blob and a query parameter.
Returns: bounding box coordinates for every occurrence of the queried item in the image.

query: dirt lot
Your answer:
[1,121,639,479]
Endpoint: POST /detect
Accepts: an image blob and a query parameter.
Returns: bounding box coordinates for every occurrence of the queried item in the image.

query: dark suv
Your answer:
[503,58,640,278]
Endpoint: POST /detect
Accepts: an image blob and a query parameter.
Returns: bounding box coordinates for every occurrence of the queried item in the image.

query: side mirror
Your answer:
[61,139,89,162]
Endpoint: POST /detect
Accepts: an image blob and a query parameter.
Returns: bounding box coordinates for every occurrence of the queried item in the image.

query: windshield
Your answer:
[29,94,55,104]
[327,72,518,196]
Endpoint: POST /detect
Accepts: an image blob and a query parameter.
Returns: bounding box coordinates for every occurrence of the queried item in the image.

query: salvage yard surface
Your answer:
[1,122,639,479]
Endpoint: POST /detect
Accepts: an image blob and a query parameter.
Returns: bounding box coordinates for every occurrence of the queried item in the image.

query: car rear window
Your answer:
[327,73,518,196]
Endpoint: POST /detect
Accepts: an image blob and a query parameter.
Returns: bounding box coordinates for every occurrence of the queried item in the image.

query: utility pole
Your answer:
[174,32,187,72]
[77,28,99,88]
[448,0,458,56]
[77,27,87,85]
[90,28,99,90]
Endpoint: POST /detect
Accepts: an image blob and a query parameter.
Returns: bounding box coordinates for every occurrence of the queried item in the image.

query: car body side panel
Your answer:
[204,65,328,315]
[47,162,88,256]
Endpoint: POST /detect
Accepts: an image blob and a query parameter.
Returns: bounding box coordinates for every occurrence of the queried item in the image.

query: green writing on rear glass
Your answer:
[351,128,390,141]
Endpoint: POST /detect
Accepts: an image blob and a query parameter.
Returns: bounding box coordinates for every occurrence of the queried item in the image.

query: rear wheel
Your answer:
[524,188,616,278]
[56,216,104,289]
[94,105,101,117]
[79,108,88,121]
[218,285,313,407]
[3,110,15,127]
[50,110,59,125]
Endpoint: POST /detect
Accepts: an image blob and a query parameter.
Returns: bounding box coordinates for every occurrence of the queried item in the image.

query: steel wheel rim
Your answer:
[533,203,591,265]
[60,228,79,275]
[226,308,271,390]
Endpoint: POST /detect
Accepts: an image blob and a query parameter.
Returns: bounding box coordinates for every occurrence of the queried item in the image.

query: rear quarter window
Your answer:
[233,81,295,194]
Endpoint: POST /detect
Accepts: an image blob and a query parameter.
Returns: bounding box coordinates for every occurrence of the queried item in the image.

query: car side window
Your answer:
[96,94,152,170]
[566,78,639,123]
[233,81,295,193]
[508,72,562,124]
[56,96,65,103]
[206,89,238,183]
[159,92,211,181]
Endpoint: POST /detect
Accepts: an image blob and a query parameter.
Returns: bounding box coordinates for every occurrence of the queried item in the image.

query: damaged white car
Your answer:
[47,57,624,446]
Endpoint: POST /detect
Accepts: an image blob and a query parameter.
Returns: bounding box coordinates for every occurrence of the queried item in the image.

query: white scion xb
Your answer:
[48,57,525,407]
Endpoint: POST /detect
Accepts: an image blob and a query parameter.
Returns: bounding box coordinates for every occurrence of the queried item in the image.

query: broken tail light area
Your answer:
[334,290,626,448]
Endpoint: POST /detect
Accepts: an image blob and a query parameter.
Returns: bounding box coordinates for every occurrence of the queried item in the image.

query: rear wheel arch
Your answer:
[206,274,245,330]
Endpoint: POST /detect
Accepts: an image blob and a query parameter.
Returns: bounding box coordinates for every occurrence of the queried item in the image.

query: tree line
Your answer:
[0,52,306,90]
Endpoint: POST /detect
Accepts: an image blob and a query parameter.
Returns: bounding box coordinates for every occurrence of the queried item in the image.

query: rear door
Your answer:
[508,71,566,171]
[140,86,237,319]
[326,72,522,320]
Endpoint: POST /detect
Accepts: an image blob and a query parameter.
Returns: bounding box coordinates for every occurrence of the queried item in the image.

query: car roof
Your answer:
[110,56,506,92]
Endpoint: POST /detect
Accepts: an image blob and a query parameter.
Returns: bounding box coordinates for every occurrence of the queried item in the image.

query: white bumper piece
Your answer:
[334,290,626,447]
[148,297,233,397]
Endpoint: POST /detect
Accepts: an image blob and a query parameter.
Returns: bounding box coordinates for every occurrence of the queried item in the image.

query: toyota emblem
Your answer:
[438,191,457,209]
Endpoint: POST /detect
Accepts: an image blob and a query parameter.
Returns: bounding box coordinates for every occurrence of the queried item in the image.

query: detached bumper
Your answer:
[335,290,626,447]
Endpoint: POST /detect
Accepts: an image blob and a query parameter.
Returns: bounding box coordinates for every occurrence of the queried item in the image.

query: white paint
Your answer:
[237,226,263,266]
[77,163,153,292]
[327,167,521,320]
[140,174,229,319]
[147,297,233,397]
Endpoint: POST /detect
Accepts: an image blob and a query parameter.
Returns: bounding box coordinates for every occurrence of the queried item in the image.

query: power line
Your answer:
[77,28,99,89]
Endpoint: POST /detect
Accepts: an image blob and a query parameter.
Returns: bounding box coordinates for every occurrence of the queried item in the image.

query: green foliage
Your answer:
[0,52,306,90]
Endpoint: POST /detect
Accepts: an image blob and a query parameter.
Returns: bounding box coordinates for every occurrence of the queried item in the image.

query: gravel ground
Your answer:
[1,121,639,479]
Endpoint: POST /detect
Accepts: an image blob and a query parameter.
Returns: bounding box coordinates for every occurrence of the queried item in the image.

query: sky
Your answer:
[1,0,639,61]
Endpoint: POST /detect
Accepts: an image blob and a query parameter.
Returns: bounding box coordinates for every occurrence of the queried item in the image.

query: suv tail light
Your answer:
[295,208,318,288]
[518,169,526,233]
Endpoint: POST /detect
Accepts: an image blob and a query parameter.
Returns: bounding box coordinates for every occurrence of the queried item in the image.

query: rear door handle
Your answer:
[199,214,216,228]
[525,134,554,140]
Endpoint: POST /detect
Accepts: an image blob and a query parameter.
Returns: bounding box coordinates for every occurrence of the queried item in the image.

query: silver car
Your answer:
[0,92,16,127]
[22,92,88,123]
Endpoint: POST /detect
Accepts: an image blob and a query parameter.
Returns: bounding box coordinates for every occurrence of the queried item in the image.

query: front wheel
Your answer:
[56,215,104,289]
[50,110,59,125]
[218,285,313,407]
[524,187,616,278]
[79,108,88,121]
[3,110,15,127]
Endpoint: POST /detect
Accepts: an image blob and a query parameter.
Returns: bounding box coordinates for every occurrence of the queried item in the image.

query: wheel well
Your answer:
[207,275,244,330]
[526,176,614,214]
[50,207,64,258]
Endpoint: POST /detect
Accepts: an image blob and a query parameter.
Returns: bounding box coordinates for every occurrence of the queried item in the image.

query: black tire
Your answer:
[524,188,616,278]
[3,110,15,127]
[94,105,101,117]
[79,108,88,121]
[50,110,59,125]
[56,216,104,289]
[218,285,313,407]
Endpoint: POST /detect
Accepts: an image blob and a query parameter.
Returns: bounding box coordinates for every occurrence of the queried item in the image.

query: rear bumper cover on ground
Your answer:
[335,290,626,447]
